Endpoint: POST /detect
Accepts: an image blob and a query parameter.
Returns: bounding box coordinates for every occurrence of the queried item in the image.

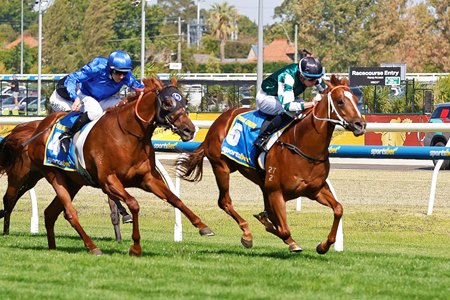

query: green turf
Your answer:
[0,168,448,299]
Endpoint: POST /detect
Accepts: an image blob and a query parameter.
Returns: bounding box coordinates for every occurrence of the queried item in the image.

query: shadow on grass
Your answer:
[5,233,329,260]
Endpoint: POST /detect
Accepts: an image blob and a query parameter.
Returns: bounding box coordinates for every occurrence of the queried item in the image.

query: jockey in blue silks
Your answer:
[254,56,327,152]
[49,50,144,153]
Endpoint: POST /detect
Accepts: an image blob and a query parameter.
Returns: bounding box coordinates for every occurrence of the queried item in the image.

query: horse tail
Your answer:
[176,143,206,182]
[0,122,38,175]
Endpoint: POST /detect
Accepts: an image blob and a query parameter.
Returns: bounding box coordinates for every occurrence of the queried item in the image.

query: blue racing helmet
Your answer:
[108,50,132,72]
[299,57,324,79]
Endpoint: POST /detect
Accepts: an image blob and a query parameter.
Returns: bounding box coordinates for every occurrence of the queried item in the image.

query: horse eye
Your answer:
[337,99,344,105]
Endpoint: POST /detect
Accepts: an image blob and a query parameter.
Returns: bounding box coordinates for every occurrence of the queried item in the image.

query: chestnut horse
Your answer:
[0,120,133,241]
[177,75,366,254]
[0,120,42,234]
[5,77,213,255]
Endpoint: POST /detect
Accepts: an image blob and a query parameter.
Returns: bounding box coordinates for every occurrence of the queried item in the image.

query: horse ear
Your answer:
[341,77,350,86]
[324,79,332,88]
[330,74,340,86]
[170,77,178,87]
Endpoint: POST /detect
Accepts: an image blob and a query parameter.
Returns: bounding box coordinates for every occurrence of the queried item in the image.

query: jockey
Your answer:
[50,50,144,153]
[254,56,326,152]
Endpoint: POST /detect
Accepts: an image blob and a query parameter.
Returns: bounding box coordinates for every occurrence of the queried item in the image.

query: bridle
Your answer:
[277,84,360,163]
[312,85,361,129]
[133,85,189,135]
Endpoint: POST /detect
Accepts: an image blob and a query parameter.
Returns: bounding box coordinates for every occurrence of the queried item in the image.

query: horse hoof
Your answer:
[89,248,103,256]
[241,237,253,249]
[128,247,142,257]
[253,211,267,221]
[199,227,215,236]
[122,214,133,224]
[316,242,328,255]
[288,242,302,252]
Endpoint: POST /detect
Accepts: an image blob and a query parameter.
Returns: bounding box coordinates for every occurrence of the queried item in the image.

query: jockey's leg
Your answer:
[59,96,102,153]
[254,113,293,151]
[59,112,90,153]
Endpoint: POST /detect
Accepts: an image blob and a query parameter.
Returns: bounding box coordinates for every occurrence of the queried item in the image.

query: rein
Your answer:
[277,141,328,163]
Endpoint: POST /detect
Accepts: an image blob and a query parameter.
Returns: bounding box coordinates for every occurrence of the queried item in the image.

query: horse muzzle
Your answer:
[348,118,367,137]
[177,125,196,142]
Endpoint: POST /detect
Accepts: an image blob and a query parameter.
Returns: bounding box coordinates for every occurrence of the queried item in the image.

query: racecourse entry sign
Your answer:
[349,67,401,86]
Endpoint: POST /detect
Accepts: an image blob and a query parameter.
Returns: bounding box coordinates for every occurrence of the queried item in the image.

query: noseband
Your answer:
[312,85,361,129]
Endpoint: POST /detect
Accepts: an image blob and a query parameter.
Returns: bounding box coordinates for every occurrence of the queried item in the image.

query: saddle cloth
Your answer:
[44,112,102,172]
[221,110,292,169]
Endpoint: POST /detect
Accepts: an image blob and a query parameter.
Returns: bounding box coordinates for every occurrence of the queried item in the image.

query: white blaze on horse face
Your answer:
[343,90,362,118]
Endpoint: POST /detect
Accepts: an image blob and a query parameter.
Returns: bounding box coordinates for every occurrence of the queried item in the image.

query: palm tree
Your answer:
[207,2,238,62]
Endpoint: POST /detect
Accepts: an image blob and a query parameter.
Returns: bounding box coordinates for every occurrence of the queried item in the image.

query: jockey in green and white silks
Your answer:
[254,57,326,152]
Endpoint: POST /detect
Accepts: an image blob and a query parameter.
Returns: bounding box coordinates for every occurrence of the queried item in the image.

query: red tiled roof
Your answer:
[263,38,295,62]
[5,35,38,49]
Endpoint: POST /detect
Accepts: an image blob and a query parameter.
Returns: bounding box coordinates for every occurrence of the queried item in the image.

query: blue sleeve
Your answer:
[127,74,144,91]
[64,59,102,101]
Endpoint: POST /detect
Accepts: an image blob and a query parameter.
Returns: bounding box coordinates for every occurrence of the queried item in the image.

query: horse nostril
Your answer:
[183,127,193,137]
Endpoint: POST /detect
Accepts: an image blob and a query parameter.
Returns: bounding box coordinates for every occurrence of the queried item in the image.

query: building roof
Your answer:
[263,38,297,63]
[5,34,38,49]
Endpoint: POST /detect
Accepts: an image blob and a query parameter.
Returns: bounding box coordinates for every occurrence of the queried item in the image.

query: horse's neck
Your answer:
[117,94,157,140]
[291,101,335,151]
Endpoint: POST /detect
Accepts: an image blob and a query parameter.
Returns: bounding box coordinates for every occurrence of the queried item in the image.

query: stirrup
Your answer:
[59,134,71,153]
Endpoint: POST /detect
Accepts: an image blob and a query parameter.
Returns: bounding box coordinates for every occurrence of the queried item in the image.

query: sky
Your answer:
[200,0,284,25]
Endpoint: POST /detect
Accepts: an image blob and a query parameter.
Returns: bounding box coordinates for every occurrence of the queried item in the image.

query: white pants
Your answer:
[50,90,121,120]
[256,90,305,116]
[255,90,283,116]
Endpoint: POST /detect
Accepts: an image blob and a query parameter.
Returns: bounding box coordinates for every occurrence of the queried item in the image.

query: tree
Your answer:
[80,0,115,62]
[207,3,238,62]
[43,0,88,72]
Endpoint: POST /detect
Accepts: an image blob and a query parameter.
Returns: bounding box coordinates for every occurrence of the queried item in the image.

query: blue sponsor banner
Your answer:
[151,141,450,160]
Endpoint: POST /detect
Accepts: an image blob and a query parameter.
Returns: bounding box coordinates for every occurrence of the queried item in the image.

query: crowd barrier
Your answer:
[1,118,449,252]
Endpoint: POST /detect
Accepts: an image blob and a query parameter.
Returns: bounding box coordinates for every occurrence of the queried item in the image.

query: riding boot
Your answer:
[59,112,90,153]
[254,113,293,152]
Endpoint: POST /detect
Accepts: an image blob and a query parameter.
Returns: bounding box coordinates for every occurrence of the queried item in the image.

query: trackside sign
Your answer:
[349,67,401,86]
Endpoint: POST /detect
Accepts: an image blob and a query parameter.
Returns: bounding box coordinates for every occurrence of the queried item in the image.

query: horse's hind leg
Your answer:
[45,172,100,254]
[107,198,122,242]
[141,171,214,237]
[2,172,41,235]
[257,191,302,252]
[314,184,343,255]
[211,160,253,248]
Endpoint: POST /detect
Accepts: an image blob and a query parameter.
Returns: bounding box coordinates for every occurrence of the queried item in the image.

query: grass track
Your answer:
[0,165,448,299]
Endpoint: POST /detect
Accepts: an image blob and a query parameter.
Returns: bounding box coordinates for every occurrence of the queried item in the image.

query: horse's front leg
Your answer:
[104,175,141,256]
[313,183,343,254]
[142,171,214,237]
[260,190,302,252]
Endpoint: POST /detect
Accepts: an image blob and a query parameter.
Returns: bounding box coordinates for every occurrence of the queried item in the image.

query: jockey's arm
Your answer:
[128,74,144,92]
[65,60,98,101]
[276,73,313,112]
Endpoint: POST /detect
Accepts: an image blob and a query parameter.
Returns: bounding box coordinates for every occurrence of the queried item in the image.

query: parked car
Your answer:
[423,102,450,169]
[1,96,19,114]
[18,96,47,115]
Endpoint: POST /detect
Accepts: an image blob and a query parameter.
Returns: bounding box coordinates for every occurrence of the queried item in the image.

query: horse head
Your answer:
[315,75,366,136]
[142,77,196,141]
